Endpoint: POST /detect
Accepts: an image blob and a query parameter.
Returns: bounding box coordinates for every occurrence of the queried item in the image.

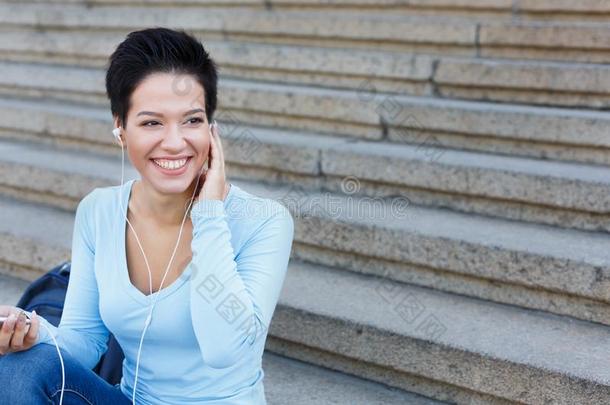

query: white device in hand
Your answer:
[0,315,32,326]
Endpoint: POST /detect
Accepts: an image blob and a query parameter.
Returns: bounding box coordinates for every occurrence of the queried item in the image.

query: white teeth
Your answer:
[153,158,188,170]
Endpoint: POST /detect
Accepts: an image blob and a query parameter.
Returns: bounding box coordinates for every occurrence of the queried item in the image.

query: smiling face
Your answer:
[115,72,211,195]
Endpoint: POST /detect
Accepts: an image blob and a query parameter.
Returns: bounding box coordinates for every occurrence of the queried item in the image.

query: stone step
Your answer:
[248,180,610,328]
[1,147,609,328]
[1,3,609,63]
[0,272,29,306]
[480,21,610,63]
[434,57,610,109]
[0,272,440,405]
[262,351,446,404]
[1,97,610,234]
[513,0,610,21]
[1,31,609,110]
[0,31,435,99]
[1,62,609,167]
[24,0,610,22]
[268,260,610,404]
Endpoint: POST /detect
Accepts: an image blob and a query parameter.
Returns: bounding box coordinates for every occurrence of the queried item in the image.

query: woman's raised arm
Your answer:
[188,197,294,369]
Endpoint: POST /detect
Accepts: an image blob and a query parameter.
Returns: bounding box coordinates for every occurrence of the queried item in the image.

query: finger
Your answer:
[24,311,38,346]
[208,140,213,170]
[209,123,225,180]
[0,312,17,354]
[213,123,225,170]
[208,124,218,170]
[0,305,12,317]
[195,171,206,201]
[10,312,27,350]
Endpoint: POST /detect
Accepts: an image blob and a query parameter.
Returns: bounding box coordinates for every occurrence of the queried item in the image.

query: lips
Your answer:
[150,156,192,175]
[151,155,193,160]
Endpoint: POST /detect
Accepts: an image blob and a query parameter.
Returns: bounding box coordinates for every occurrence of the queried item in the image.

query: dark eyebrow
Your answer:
[136,108,205,117]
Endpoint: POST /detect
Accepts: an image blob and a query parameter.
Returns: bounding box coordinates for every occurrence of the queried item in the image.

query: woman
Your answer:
[0,27,295,404]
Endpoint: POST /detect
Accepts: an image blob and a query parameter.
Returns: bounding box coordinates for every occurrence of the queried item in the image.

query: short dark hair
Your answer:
[105,27,218,129]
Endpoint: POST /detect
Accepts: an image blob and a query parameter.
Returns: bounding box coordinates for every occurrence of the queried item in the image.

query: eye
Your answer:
[187,117,204,125]
[143,121,159,127]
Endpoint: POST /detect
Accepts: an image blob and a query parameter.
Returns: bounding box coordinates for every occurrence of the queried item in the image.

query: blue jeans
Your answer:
[0,342,132,404]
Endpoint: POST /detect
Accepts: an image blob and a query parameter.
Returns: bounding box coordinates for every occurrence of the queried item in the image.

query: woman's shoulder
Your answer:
[75,183,125,226]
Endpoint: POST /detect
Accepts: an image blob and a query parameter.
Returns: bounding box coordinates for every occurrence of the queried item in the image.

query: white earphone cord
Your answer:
[117,126,206,405]
[43,123,211,405]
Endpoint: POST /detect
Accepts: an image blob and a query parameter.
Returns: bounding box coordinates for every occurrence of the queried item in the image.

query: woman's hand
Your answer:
[0,305,40,355]
[194,121,230,203]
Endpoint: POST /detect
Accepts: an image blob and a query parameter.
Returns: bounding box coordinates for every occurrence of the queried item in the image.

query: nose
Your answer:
[159,124,188,152]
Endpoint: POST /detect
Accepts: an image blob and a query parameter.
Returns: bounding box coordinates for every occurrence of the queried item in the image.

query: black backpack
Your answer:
[15,260,125,385]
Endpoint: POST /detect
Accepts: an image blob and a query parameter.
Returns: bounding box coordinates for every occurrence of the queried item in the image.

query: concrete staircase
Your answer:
[0,1,609,404]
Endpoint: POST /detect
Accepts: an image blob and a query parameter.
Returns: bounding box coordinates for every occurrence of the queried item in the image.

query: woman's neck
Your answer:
[131,179,198,227]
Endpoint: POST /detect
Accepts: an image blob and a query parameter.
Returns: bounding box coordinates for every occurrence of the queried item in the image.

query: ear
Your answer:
[113,118,124,145]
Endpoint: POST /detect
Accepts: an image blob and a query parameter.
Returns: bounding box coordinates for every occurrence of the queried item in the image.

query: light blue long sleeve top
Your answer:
[31,178,295,404]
